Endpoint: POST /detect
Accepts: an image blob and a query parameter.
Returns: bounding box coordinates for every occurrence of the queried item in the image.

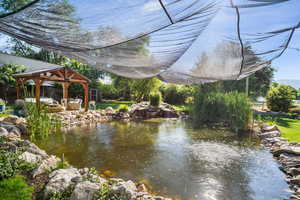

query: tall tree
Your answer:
[0,64,26,101]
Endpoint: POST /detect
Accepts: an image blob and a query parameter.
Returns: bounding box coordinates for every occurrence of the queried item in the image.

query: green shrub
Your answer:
[185,96,194,104]
[160,84,195,105]
[266,84,295,112]
[98,83,120,100]
[0,175,33,200]
[150,92,162,107]
[0,151,19,180]
[49,184,75,200]
[192,91,252,131]
[117,105,129,112]
[0,151,37,180]
[93,183,124,200]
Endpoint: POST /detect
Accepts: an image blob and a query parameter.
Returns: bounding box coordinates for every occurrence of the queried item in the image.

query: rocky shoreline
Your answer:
[257,124,300,199]
[0,118,171,200]
[51,102,180,130]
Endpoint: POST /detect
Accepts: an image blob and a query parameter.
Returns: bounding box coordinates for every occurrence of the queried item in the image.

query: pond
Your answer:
[35,119,291,200]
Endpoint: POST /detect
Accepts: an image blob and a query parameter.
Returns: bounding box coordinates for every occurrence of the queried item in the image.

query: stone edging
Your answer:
[258,124,300,200]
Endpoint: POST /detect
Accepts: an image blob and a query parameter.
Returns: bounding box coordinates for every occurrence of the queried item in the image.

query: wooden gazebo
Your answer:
[14,67,91,111]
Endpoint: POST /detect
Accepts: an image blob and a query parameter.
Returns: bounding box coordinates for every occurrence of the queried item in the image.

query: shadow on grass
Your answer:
[275,118,292,128]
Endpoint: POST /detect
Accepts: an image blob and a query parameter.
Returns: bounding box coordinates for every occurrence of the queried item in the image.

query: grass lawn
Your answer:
[0,113,11,118]
[96,100,135,110]
[173,104,192,112]
[261,115,300,142]
[275,118,300,142]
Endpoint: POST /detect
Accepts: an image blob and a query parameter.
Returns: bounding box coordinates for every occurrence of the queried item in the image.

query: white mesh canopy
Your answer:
[0,0,299,84]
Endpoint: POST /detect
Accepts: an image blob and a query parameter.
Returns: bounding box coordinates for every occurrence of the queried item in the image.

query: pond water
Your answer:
[35,119,291,200]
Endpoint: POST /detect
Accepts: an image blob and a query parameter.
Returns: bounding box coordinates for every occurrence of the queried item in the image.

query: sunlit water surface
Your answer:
[35,119,291,200]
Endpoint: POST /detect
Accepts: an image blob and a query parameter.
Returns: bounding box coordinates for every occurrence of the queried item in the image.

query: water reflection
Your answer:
[35,119,290,200]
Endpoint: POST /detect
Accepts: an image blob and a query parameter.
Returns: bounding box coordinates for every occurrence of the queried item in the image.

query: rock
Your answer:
[111,180,137,199]
[15,123,28,136]
[130,102,179,119]
[9,127,21,138]
[26,143,48,158]
[291,175,300,185]
[258,130,280,139]
[105,107,114,114]
[45,168,81,196]
[3,116,22,124]
[32,155,60,178]
[70,181,100,200]
[71,176,83,183]
[289,168,300,176]
[0,127,8,137]
[262,125,278,132]
[137,184,148,192]
[19,151,42,164]
[273,145,300,156]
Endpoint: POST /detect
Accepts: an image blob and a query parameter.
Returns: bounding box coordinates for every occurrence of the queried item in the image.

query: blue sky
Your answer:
[272,28,300,80]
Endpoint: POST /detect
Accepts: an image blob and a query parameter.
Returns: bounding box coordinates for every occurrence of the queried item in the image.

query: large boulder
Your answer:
[45,168,81,196]
[26,143,48,158]
[70,181,100,200]
[130,102,179,119]
[111,180,138,200]
[19,151,42,164]
[32,155,60,178]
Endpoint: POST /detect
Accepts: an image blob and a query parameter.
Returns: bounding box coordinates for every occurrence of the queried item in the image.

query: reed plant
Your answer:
[192,91,252,131]
[22,85,61,140]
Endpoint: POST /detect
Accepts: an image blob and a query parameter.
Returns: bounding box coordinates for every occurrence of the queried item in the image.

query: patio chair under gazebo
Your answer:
[14,66,91,111]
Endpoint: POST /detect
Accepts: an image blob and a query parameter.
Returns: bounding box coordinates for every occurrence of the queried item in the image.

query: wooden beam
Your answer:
[39,75,88,84]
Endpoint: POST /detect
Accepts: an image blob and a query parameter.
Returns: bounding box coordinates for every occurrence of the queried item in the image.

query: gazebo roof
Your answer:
[14,66,91,83]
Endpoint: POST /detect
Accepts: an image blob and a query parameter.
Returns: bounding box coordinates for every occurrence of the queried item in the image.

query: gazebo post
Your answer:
[62,82,70,99]
[16,79,20,99]
[34,79,43,108]
[81,82,89,112]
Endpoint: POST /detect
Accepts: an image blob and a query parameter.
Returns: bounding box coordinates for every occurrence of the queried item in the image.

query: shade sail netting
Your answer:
[0,0,299,84]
